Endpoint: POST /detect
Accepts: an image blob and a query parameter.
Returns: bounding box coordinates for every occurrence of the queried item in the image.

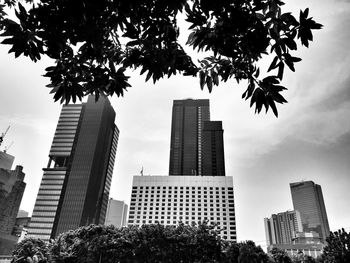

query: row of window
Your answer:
[130,210,235,216]
[130,202,235,208]
[132,191,234,196]
[129,216,236,222]
[131,197,234,203]
[133,186,234,191]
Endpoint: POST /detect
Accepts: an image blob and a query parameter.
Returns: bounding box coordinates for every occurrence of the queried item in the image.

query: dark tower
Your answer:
[202,121,225,176]
[169,99,225,176]
[169,99,209,175]
[28,96,119,240]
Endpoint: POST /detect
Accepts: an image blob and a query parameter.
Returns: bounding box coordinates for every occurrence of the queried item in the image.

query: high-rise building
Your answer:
[264,210,303,246]
[202,121,225,176]
[28,96,119,241]
[128,175,236,241]
[0,165,26,235]
[128,99,235,241]
[0,165,26,254]
[104,199,128,228]
[169,99,225,176]
[290,181,330,243]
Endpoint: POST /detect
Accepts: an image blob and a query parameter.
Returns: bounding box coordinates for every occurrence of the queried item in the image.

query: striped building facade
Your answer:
[28,96,118,241]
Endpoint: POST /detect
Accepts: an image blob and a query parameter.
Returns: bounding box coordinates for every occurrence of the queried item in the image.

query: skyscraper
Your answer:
[202,121,225,176]
[128,99,236,241]
[264,210,303,246]
[290,181,330,243]
[169,99,225,176]
[0,165,26,254]
[28,96,119,241]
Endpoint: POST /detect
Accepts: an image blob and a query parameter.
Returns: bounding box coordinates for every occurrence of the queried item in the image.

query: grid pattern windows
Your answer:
[127,176,236,242]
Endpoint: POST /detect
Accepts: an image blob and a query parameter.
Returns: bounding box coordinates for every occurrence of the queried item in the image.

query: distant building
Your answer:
[265,181,330,258]
[12,216,31,243]
[128,175,236,241]
[0,151,14,170]
[0,166,26,234]
[0,165,26,254]
[264,210,303,246]
[16,210,29,218]
[105,199,128,228]
[290,181,330,243]
[265,209,325,258]
[28,96,119,241]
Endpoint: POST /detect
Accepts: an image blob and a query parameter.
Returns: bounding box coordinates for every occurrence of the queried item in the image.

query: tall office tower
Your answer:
[202,121,225,176]
[28,96,119,241]
[128,175,236,241]
[264,210,303,246]
[0,165,26,254]
[290,181,330,243]
[169,99,225,176]
[104,198,128,228]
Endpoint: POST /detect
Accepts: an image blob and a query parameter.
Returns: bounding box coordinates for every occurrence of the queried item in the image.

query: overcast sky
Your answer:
[0,0,349,248]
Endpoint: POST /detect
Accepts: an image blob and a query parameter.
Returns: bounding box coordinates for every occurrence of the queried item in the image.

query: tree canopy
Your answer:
[13,223,342,263]
[11,223,272,263]
[321,229,350,263]
[0,0,322,116]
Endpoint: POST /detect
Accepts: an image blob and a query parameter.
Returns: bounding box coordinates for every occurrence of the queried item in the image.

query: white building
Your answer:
[128,175,236,241]
[105,199,128,228]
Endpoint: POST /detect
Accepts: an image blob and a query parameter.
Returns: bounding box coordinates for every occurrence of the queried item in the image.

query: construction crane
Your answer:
[4,141,14,153]
[0,125,10,147]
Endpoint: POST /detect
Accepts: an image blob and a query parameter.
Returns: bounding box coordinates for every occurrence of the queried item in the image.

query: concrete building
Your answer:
[264,210,303,246]
[0,166,26,234]
[0,151,14,170]
[128,176,236,241]
[290,181,330,243]
[28,96,119,241]
[105,199,128,228]
[0,165,26,254]
[12,215,31,243]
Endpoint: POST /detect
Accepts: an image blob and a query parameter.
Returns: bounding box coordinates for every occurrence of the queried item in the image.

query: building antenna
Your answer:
[140,166,144,176]
[0,125,10,147]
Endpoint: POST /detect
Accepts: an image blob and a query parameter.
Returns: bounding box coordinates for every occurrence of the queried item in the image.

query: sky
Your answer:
[1,0,350,249]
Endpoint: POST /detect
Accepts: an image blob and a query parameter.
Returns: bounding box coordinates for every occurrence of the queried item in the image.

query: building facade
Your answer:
[0,165,26,235]
[128,176,236,241]
[104,198,128,228]
[290,181,330,243]
[0,151,15,170]
[169,99,225,176]
[169,99,210,176]
[12,215,31,243]
[264,210,303,246]
[0,165,26,254]
[27,96,119,241]
[202,121,225,176]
